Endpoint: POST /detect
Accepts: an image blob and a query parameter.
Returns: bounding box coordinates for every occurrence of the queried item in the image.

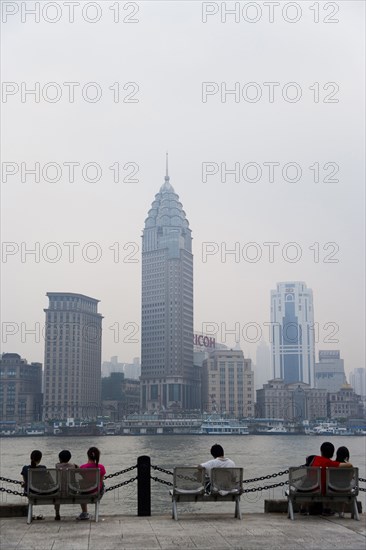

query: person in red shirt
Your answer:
[311,441,353,495]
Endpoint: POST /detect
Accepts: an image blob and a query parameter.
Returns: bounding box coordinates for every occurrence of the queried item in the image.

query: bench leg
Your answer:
[235,498,242,520]
[288,499,294,520]
[172,499,178,521]
[352,499,359,521]
[27,503,33,524]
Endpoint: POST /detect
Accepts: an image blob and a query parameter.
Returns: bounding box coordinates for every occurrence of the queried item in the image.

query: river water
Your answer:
[1,435,365,516]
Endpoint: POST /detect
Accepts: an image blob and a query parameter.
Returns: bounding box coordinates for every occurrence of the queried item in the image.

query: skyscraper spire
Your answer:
[165,151,169,181]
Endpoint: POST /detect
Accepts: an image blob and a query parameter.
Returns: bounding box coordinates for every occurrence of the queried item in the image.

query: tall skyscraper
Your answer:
[140,159,196,411]
[43,292,103,420]
[270,282,315,386]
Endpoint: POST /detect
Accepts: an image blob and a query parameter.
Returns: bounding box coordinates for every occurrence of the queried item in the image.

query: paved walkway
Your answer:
[1,513,365,550]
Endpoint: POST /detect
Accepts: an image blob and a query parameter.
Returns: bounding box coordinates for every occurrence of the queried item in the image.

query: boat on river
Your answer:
[199,416,249,435]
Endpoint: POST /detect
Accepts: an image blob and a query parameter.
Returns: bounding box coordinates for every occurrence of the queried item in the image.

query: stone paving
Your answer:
[1,513,365,550]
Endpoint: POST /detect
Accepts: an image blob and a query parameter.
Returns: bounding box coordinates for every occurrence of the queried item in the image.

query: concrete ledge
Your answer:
[264,499,363,513]
[0,504,28,517]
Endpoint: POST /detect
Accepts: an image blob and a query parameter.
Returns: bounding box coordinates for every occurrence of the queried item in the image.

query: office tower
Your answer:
[43,292,103,420]
[254,340,271,390]
[315,350,346,392]
[270,282,315,386]
[140,159,196,411]
[0,353,42,423]
[202,349,254,417]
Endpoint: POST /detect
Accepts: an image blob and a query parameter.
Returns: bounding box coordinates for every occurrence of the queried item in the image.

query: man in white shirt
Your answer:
[199,444,235,492]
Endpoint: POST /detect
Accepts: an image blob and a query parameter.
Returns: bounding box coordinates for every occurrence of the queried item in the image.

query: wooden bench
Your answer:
[27,468,102,523]
[170,467,243,520]
[287,466,359,521]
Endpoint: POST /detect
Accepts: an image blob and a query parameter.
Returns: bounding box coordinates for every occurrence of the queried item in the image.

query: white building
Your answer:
[270,282,315,387]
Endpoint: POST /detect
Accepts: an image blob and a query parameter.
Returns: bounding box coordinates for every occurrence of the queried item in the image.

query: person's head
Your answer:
[320,441,335,459]
[58,450,72,463]
[87,447,100,465]
[210,444,224,458]
[336,446,350,463]
[30,450,42,467]
[306,455,315,466]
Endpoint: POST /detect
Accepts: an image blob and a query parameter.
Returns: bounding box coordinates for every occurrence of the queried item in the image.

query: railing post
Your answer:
[137,455,151,516]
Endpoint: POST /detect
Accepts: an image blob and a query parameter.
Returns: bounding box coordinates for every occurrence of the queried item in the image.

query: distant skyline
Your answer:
[1,1,365,381]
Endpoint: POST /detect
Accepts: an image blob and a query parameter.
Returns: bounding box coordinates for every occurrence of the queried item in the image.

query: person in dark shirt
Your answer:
[54,450,78,521]
[20,450,46,493]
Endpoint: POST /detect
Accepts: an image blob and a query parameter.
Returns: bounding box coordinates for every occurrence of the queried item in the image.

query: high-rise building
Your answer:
[0,353,42,424]
[315,350,346,393]
[270,282,315,386]
[140,160,196,411]
[202,349,254,417]
[43,292,103,420]
[254,340,271,390]
[349,368,366,397]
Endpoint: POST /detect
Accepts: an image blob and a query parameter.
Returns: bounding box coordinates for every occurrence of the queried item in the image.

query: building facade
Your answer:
[256,379,327,421]
[140,163,196,411]
[270,281,315,386]
[202,349,255,418]
[327,385,364,420]
[315,350,346,393]
[43,292,103,420]
[0,353,42,424]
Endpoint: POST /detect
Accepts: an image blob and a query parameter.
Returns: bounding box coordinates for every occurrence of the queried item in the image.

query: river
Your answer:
[1,435,365,516]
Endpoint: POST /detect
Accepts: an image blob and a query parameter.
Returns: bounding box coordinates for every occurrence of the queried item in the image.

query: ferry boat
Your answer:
[199,416,249,435]
[261,425,290,435]
[25,428,45,436]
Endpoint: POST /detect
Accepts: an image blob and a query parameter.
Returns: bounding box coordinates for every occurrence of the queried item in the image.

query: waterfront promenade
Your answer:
[1,513,365,550]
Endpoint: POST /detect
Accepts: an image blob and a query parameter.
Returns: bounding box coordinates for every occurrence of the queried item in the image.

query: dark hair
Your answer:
[59,450,72,463]
[87,447,100,465]
[336,446,349,463]
[210,444,224,458]
[30,450,42,468]
[320,441,335,459]
[305,455,315,466]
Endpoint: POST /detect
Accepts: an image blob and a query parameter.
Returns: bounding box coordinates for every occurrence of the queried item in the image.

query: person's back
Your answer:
[200,443,235,493]
[21,450,46,493]
[200,444,235,476]
[312,441,352,498]
[54,450,77,520]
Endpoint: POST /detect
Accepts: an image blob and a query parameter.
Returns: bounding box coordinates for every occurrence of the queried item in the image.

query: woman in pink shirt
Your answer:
[76,447,106,521]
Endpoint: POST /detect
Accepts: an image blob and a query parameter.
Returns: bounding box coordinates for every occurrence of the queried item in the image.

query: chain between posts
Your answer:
[104,465,137,480]
[0,487,25,496]
[105,476,137,492]
[0,477,22,485]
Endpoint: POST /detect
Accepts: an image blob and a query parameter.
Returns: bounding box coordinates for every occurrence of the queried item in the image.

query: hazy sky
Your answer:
[1,1,365,379]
